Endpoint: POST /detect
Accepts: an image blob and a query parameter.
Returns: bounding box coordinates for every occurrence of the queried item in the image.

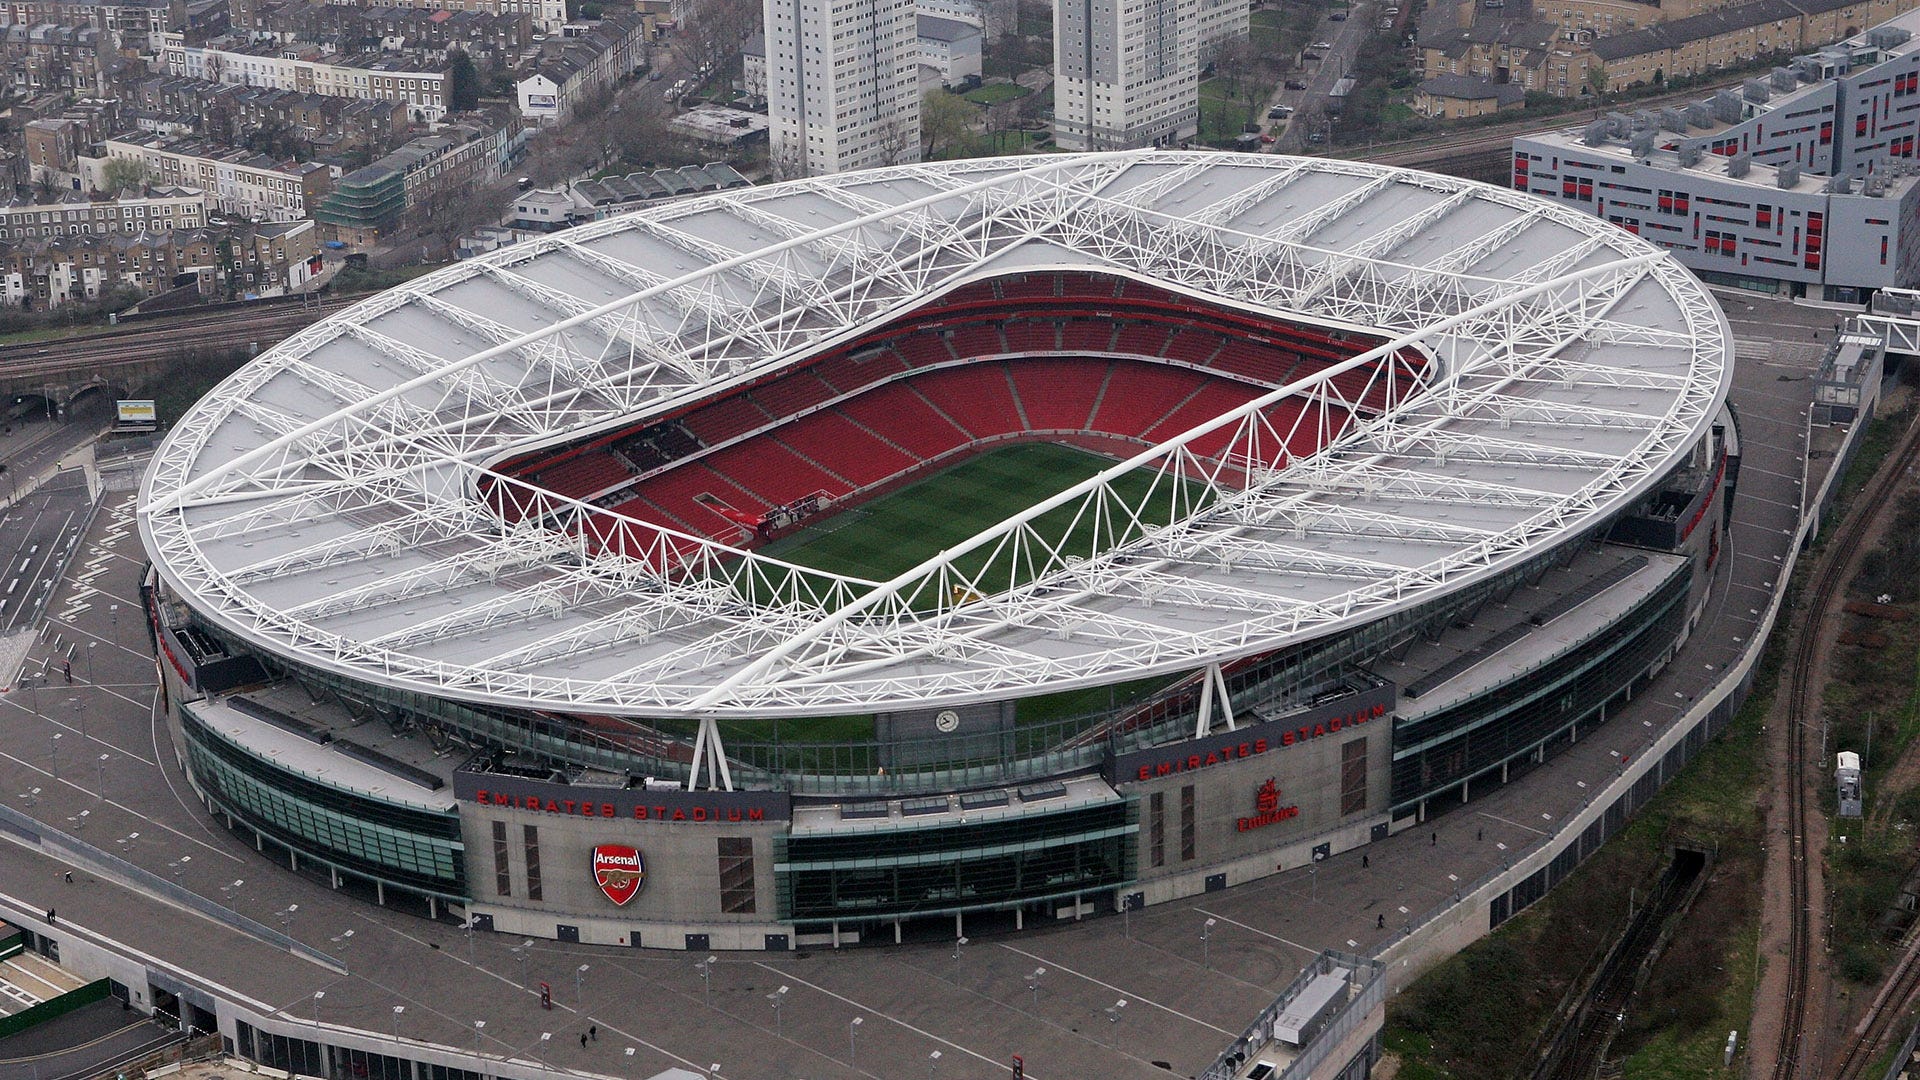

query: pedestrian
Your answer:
[1361,853,1369,869]
[580,1033,588,1049]
[45,908,54,924]
[589,1025,597,1042]
[1376,913,1384,929]
[1476,827,1483,842]
[63,870,72,883]
[1430,830,1436,847]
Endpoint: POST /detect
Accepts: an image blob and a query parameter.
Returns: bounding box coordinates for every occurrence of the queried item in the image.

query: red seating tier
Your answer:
[776,411,918,487]
[534,452,634,501]
[682,395,771,445]
[1091,364,1214,434]
[911,363,1025,439]
[949,325,1005,360]
[892,334,954,369]
[1011,359,1107,431]
[1003,321,1058,353]
[705,440,851,507]
[835,387,971,461]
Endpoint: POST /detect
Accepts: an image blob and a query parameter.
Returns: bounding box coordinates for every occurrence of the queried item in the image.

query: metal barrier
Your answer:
[0,801,344,973]
[1200,951,1384,1080]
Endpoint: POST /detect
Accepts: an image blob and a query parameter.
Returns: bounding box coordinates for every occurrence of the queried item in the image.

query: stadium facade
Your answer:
[139,151,1736,950]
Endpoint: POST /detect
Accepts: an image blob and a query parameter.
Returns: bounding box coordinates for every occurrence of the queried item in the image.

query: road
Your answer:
[0,294,1836,1080]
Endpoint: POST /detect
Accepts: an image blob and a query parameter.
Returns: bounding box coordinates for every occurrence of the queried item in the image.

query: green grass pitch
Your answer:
[760,442,1194,586]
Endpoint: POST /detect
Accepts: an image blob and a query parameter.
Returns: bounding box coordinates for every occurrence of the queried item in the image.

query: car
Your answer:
[1329,10,1346,18]
[1311,40,1333,48]
[1286,78,1309,89]
[1260,133,1277,143]
[1385,6,1399,13]
[1301,50,1322,60]
[1308,131,1325,143]
[647,70,662,80]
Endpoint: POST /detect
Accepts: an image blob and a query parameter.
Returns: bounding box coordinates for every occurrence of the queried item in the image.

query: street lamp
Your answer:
[49,731,60,780]
[766,985,788,1036]
[95,753,108,799]
[218,878,244,904]
[929,1049,942,1079]
[1203,917,1217,969]
[390,1005,404,1044]
[312,991,325,1032]
[513,939,534,988]
[1120,892,1134,938]
[848,1016,862,1064]
[85,641,94,684]
[575,962,589,1003]
[471,1019,485,1058]
[697,955,716,1006]
[1024,967,1045,1011]
[1105,998,1128,1043]
[538,1032,552,1070]
[276,903,298,936]
[952,935,968,961]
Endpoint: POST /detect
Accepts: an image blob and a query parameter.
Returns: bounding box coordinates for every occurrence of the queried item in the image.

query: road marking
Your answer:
[751,961,1023,1076]
[996,943,1236,1035]
[1191,908,1317,957]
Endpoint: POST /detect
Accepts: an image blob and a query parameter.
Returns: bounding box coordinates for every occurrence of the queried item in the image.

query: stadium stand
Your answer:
[490,270,1432,558]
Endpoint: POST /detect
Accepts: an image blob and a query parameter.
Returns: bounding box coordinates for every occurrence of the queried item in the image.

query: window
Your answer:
[1148,791,1165,867]
[719,837,755,913]
[1340,737,1368,815]
[1179,784,1195,862]
[523,824,542,901]
[492,819,511,896]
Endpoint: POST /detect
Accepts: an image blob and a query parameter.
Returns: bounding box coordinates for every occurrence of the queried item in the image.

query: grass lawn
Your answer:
[964,83,1031,105]
[759,442,1195,584]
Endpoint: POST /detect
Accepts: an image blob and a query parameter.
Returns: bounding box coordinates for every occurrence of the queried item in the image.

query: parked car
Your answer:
[1311,40,1333,49]
[1301,50,1322,60]
[1260,133,1277,143]
[1308,131,1325,143]
[1329,10,1347,18]
[1286,78,1309,89]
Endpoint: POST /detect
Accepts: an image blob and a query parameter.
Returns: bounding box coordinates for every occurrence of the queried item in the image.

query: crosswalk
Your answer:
[54,491,136,623]
[1732,337,1774,362]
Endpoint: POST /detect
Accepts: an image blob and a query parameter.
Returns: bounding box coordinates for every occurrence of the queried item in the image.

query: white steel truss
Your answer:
[140,151,1733,720]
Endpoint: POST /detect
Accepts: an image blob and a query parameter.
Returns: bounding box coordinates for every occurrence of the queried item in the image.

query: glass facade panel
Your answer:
[1390,563,1690,810]
[181,710,464,896]
[777,802,1134,925]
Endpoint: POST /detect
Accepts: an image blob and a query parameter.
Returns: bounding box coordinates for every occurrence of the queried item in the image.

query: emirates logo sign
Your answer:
[593,844,645,906]
[1238,778,1299,833]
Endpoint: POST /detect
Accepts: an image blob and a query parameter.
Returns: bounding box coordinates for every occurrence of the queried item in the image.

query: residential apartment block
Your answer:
[512,11,646,124]
[0,186,207,242]
[1515,10,1920,299]
[161,32,449,121]
[764,0,921,175]
[91,132,332,221]
[0,0,173,52]
[914,0,1013,38]
[1053,0,1199,150]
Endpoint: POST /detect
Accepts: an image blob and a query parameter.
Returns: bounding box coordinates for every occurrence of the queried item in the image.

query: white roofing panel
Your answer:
[141,151,1731,718]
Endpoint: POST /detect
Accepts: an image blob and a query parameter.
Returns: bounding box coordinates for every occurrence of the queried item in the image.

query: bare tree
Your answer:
[671,0,757,91]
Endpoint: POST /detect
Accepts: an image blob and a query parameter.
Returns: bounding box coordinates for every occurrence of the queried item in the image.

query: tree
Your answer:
[100,158,147,196]
[448,50,482,112]
[922,89,976,159]
[1587,61,1608,97]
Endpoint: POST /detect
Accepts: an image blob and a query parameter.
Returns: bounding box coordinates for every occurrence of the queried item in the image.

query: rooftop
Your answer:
[140,152,1730,719]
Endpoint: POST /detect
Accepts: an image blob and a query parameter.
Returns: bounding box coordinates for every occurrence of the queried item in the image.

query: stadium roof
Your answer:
[141,151,1731,719]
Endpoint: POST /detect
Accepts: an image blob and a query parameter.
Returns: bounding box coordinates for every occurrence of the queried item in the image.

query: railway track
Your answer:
[0,295,358,385]
[1775,410,1920,1080]
[1832,924,1920,1080]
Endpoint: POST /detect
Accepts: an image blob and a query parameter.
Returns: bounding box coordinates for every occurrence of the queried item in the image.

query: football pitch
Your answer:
[760,442,1198,586]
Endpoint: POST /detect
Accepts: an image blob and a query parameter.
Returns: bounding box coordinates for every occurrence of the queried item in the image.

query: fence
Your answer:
[0,802,343,973]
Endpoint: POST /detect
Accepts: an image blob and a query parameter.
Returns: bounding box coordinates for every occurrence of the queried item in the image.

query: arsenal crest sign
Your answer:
[593,844,646,905]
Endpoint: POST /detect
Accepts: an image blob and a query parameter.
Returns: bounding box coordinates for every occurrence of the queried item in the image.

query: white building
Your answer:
[1514,11,1920,302]
[162,34,450,123]
[0,186,207,241]
[916,14,981,85]
[1053,0,1199,150]
[512,13,648,125]
[1194,0,1248,62]
[764,0,921,176]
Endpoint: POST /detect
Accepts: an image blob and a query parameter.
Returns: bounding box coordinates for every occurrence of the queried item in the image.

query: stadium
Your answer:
[138,150,1736,950]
